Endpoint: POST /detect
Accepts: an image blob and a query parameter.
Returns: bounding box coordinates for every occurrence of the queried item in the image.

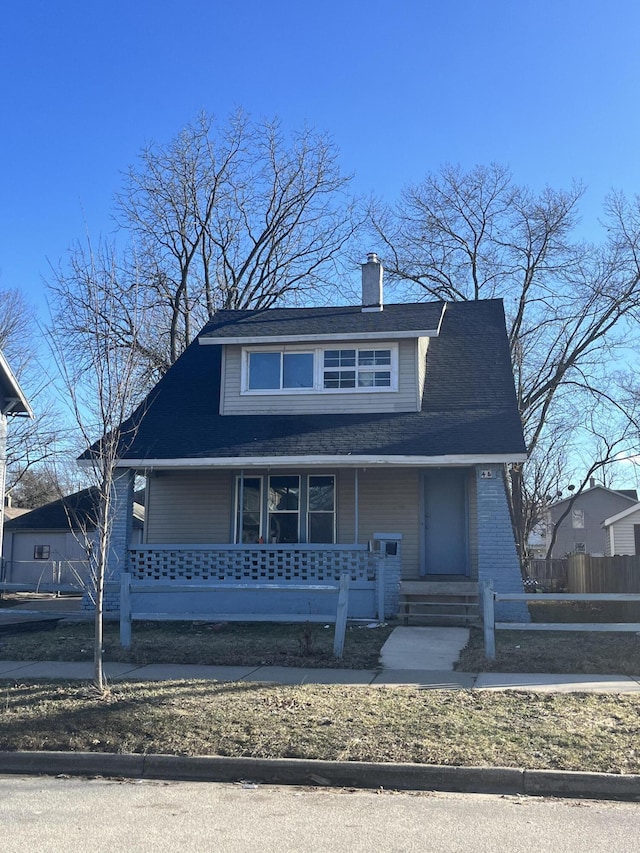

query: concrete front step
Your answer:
[399,580,480,627]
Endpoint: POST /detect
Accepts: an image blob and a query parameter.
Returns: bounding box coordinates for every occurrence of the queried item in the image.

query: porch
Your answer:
[105,462,527,623]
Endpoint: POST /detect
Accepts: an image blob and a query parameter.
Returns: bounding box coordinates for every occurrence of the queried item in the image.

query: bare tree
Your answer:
[0,286,63,492]
[46,242,144,692]
[370,164,640,555]
[85,110,357,377]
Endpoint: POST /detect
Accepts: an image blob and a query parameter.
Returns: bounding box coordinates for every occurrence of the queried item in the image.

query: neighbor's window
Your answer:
[323,348,392,389]
[248,351,314,390]
[33,545,50,560]
[571,509,585,529]
[307,475,336,543]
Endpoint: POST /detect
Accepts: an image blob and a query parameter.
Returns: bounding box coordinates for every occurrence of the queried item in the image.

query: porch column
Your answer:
[475,465,529,622]
[105,467,135,611]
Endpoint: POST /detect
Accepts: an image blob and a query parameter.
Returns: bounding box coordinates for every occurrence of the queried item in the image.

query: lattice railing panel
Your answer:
[129,547,376,583]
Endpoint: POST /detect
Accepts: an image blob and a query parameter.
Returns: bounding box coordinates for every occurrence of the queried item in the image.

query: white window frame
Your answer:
[243,348,315,394]
[241,344,398,395]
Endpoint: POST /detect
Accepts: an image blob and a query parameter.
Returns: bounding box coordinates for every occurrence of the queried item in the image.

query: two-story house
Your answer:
[543,483,638,558]
[100,255,528,622]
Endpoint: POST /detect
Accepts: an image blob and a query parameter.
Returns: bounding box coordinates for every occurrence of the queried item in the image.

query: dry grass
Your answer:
[0,680,639,773]
[0,620,394,670]
[457,626,640,676]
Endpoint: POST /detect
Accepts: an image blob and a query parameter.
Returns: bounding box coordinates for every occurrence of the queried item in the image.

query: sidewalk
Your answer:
[1,658,639,691]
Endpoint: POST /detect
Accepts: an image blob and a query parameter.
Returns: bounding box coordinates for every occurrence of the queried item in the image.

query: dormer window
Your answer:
[323,349,392,389]
[248,351,314,390]
[242,344,398,394]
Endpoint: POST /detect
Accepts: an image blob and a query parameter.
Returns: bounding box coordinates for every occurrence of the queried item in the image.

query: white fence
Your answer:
[0,559,90,593]
[120,570,351,658]
[482,580,640,659]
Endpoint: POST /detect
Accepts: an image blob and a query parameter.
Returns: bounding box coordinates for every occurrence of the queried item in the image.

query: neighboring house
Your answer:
[2,487,144,591]
[98,254,528,622]
[0,350,33,569]
[602,502,640,556]
[544,484,638,558]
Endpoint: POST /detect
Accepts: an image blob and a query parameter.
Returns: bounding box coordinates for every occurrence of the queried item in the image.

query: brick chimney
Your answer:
[361,253,383,312]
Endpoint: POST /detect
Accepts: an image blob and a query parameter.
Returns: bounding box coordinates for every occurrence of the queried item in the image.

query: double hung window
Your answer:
[323,349,391,388]
[268,475,300,543]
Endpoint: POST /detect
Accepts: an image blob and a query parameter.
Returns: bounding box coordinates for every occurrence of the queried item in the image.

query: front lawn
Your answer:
[457,626,640,676]
[0,619,394,670]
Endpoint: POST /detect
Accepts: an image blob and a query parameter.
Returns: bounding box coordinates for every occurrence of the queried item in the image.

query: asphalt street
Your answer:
[0,776,639,853]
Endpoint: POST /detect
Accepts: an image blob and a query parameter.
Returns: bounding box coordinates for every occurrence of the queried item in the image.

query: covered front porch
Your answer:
[105,461,527,622]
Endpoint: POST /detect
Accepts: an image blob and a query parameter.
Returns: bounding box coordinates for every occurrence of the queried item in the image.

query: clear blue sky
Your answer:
[2,0,640,310]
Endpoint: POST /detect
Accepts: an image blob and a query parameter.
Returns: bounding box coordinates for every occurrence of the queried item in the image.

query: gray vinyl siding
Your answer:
[549,488,638,557]
[146,470,233,543]
[220,338,422,415]
[607,507,640,555]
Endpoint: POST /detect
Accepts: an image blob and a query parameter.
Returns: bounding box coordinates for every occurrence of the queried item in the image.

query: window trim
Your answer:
[241,344,398,395]
[33,545,51,560]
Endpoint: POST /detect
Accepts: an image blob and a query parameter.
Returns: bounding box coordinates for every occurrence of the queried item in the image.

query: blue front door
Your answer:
[422,469,469,576]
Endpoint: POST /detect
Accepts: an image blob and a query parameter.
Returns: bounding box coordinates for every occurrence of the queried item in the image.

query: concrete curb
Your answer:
[1,751,638,801]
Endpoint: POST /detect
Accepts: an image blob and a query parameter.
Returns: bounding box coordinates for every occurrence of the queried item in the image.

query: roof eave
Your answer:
[199,329,441,346]
[0,350,33,418]
[108,452,528,470]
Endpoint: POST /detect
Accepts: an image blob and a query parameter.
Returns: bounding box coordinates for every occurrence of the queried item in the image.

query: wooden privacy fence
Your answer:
[567,554,640,593]
[525,559,568,591]
[119,571,351,658]
[482,580,640,659]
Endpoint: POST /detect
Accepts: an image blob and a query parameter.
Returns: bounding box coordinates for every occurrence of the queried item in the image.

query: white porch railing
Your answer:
[128,544,376,584]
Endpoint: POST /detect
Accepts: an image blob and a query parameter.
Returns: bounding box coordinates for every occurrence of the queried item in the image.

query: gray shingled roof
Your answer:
[4,487,144,531]
[106,299,526,462]
[199,302,446,342]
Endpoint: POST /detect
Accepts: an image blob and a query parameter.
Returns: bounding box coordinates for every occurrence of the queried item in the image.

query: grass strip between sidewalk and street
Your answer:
[0,680,639,774]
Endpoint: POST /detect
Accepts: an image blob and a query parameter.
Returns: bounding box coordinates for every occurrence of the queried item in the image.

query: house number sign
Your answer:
[480,469,493,479]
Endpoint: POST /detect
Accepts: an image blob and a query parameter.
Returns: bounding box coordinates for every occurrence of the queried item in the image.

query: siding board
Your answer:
[146,470,232,543]
[607,508,640,555]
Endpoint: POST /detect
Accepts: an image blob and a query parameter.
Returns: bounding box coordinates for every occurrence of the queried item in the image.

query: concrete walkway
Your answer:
[379,626,470,670]
[0,659,639,692]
